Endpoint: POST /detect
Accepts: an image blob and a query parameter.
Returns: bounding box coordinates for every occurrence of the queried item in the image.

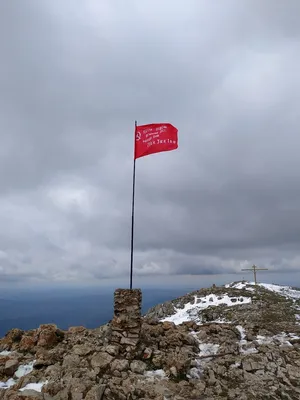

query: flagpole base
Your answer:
[110,288,142,359]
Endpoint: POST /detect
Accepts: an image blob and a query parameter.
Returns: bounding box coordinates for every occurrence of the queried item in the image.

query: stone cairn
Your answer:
[110,289,142,359]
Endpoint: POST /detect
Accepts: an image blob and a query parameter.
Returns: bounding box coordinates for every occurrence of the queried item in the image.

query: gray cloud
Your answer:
[0,0,300,285]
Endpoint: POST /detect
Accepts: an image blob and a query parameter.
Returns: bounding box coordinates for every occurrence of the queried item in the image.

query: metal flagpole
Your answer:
[130,121,137,289]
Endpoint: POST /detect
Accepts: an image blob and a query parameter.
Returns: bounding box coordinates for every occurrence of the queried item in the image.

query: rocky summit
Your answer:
[0,282,300,400]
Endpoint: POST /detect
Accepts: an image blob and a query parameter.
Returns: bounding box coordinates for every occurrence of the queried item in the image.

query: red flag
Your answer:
[134,123,178,159]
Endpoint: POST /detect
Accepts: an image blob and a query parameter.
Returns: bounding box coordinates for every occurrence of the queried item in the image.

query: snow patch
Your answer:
[161,294,251,325]
[15,361,35,378]
[144,369,167,381]
[256,332,300,346]
[199,343,220,357]
[258,283,300,300]
[0,351,11,356]
[230,361,241,369]
[226,282,256,292]
[227,282,247,289]
[236,325,246,341]
[236,330,299,354]
[0,378,16,389]
[187,332,220,379]
[235,325,256,354]
[236,325,247,349]
[228,281,300,301]
[240,346,258,355]
[20,381,48,392]
[0,360,35,390]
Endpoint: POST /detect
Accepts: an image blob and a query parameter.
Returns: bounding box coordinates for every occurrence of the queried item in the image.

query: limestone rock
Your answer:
[68,326,86,334]
[62,354,81,369]
[111,359,129,372]
[4,359,19,377]
[1,282,300,399]
[0,329,24,350]
[90,352,114,370]
[103,345,119,357]
[36,325,64,348]
[130,360,146,374]
[85,385,106,400]
[72,344,92,357]
[19,335,37,353]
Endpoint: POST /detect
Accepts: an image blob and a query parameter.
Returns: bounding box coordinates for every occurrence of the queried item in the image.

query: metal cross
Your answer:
[241,264,268,285]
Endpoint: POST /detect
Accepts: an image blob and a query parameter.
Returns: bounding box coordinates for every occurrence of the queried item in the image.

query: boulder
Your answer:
[19,336,37,353]
[36,325,64,348]
[111,359,129,372]
[90,352,114,370]
[130,360,146,374]
[4,359,19,376]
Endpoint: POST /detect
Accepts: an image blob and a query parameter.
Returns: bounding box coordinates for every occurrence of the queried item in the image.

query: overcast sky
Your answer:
[1,0,300,287]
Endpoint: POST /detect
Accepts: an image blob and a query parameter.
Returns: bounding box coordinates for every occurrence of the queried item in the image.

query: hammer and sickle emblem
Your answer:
[136,131,141,141]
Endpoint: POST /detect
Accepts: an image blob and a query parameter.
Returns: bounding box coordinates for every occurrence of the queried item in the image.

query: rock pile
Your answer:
[0,282,300,399]
[110,289,142,359]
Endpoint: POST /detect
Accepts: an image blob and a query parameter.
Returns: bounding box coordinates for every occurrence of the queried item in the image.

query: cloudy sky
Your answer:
[1,0,300,287]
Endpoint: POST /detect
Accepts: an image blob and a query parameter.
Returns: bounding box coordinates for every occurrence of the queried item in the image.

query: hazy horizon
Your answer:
[1,271,299,292]
[1,275,299,338]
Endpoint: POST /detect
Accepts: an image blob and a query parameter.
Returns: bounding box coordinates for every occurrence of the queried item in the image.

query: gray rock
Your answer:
[1,281,300,399]
[111,359,129,372]
[120,337,139,346]
[4,358,19,377]
[130,360,146,374]
[19,390,44,398]
[85,385,106,400]
[71,393,84,400]
[286,364,300,379]
[90,352,114,370]
[104,345,119,356]
[73,344,92,356]
[208,369,216,385]
[62,354,81,369]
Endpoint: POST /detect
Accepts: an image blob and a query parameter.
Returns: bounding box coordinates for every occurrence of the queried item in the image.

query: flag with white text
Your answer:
[134,123,178,159]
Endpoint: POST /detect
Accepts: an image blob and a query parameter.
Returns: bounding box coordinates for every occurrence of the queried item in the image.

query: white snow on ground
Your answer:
[15,361,35,378]
[0,379,15,389]
[0,351,11,356]
[161,294,251,325]
[199,343,220,357]
[227,281,300,300]
[235,325,258,355]
[256,332,300,346]
[0,360,35,390]
[259,283,300,300]
[144,369,167,381]
[240,346,258,355]
[227,282,247,289]
[226,282,256,293]
[187,332,220,379]
[230,361,241,368]
[19,381,48,392]
[235,328,300,356]
[236,325,246,342]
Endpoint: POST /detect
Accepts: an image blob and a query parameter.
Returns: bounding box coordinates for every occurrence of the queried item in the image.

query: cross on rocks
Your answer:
[241,264,269,286]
